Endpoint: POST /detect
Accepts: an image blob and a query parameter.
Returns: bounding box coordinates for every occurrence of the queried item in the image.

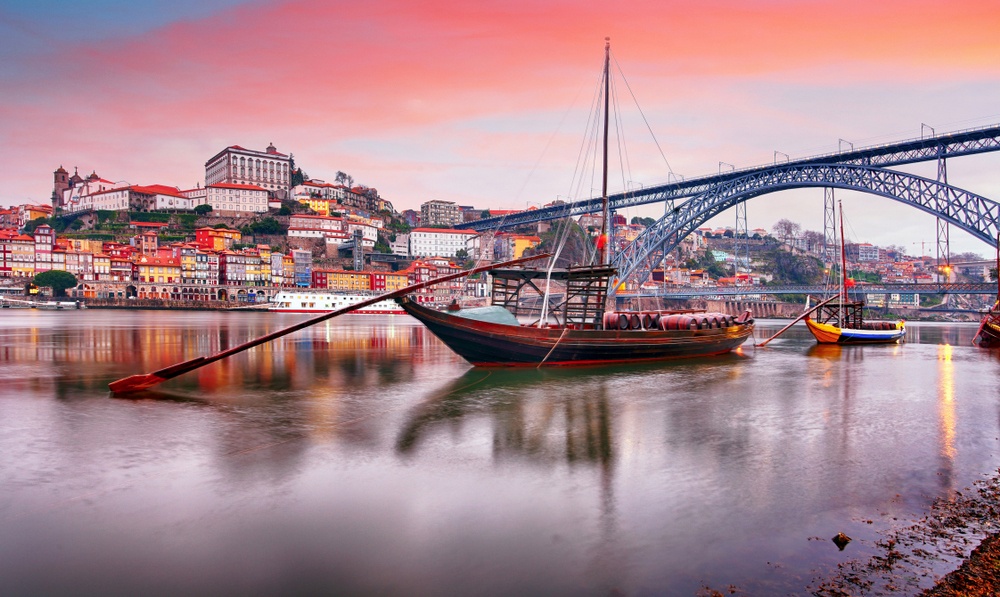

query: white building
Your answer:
[69,186,130,213]
[198,183,269,214]
[409,228,479,258]
[390,233,410,257]
[204,143,291,199]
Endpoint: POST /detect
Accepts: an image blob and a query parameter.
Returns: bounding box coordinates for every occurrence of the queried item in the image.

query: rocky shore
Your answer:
[923,532,1000,596]
[808,469,1000,596]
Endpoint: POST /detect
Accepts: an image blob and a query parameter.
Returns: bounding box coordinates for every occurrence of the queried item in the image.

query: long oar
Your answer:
[758,294,838,347]
[109,253,551,394]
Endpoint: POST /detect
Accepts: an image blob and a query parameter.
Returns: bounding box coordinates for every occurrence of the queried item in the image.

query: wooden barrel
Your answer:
[641,313,655,329]
[629,313,642,330]
[619,313,630,330]
[603,312,619,330]
[660,314,681,330]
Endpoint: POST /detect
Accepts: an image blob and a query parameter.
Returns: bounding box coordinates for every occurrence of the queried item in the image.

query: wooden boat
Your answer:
[804,201,905,344]
[397,265,754,366]
[398,40,754,367]
[973,236,1000,348]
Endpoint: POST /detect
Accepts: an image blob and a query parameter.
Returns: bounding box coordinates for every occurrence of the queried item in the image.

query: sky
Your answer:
[2,0,1000,257]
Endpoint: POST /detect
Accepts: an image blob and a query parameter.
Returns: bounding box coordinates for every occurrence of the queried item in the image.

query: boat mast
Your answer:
[839,199,846,323]
[599,37,611,265]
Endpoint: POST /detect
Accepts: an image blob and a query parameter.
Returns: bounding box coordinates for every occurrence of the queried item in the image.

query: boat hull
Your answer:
[396,297,754,366]
[973,314,1000,348]
[804,317,905,344]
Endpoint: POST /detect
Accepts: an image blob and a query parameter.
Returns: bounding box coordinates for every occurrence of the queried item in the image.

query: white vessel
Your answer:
[269,290,407,315]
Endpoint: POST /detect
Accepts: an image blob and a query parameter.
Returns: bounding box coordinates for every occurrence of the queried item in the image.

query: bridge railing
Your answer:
[627,282,996,297]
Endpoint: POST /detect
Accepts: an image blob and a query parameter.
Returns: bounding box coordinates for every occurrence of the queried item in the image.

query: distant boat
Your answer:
[973,236,1000,348]
[804,201,905,344]
[270,290,406,315]
[398,40,754,366]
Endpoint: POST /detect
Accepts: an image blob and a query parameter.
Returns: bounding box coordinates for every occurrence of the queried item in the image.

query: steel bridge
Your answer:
[459,124,1000,293]
[624,282,995,299]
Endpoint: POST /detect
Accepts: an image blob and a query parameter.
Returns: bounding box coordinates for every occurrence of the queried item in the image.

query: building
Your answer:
[287,214,347,242]
[128,185,194,212]
[409,228,479,258]
[291,248,312,287]
[195,227,242,251]
[135,254,181,284]
[194,183,270,214]
[204,143,291,199]
[420,200,461,227]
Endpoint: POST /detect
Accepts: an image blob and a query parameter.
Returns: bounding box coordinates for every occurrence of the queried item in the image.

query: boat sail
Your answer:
[973,235,1000,348]
[397,39,754,366]
[804,201,905,344]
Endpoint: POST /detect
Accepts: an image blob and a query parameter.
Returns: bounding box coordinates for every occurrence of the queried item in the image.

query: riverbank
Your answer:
[807,469,1000,595]
[924,532,1000,596]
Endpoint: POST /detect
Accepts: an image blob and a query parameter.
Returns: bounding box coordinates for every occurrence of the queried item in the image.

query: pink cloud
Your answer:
[2,0,999,256]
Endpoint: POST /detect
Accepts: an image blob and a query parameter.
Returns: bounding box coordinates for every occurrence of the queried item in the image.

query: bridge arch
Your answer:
[611,164,1000,290]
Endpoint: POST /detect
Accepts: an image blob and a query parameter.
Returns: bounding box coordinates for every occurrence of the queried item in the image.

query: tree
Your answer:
[246,217,284,235]
[771,219,801,245]
[33,270,78,297]
[801,230,824,252]
[335,171,347,185]
[22,217,49,234]
[455,248,469,259]
[630,216,656,227]
[194,204,213,215]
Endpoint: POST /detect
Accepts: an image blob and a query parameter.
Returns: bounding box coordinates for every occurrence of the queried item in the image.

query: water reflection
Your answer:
[938,343,956,489]
[6,313,1000,595]
[396,368,615,467]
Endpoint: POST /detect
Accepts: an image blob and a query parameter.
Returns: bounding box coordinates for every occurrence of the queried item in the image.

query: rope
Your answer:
[537,326,570,368]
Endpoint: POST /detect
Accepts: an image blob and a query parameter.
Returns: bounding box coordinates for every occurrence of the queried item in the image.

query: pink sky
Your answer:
[3,0,1000,254]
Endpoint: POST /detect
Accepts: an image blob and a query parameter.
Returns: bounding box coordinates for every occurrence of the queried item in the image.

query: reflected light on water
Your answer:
[938,343,956,463]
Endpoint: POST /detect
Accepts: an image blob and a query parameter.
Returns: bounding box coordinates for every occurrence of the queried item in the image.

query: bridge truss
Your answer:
[459,124,1000,294]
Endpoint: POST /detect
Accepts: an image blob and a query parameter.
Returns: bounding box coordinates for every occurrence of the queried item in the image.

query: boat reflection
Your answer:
[396,367,615,466]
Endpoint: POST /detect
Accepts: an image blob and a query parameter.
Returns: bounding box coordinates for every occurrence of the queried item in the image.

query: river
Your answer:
[1,309,998,595]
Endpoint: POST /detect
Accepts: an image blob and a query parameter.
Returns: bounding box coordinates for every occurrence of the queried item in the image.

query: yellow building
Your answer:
[136,255,181,284]
[92,254,111,281]
[327,270,370,291]
[256,245,271,284]
[384,271,408,291]
[297,197,338,217]
[510,234,541,259]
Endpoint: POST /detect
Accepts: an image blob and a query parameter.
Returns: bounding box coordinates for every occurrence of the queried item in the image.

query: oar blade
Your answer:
[109,373,168,395]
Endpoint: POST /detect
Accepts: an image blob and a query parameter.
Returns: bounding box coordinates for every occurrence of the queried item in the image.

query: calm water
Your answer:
[2,309,999,596]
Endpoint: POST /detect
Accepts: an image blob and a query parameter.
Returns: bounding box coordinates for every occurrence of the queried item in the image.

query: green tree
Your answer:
[194,204,213,215]
[22,217,49,234]
[247,217,284,235]
[33,270,78,297]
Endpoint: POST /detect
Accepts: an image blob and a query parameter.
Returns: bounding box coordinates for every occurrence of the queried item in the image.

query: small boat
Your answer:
[973,236,1000,348]
[398,40,754,367]
[270,290,406,315]
[804,201,905,344]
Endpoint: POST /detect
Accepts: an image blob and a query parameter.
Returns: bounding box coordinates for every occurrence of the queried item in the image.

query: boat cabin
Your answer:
[489,265,615,327]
